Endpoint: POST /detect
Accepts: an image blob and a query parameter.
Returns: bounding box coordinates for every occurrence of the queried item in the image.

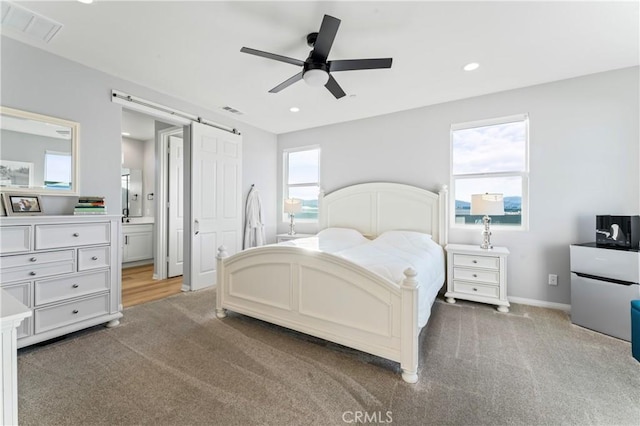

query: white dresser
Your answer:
[444,244,510,313]
[0,215,122,348]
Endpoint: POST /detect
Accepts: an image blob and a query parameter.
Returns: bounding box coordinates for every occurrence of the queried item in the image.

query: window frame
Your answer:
[450,114,530,231]
[283,145,321,223]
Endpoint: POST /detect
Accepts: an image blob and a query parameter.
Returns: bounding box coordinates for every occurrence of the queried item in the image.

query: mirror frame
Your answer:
[1,106,80,196]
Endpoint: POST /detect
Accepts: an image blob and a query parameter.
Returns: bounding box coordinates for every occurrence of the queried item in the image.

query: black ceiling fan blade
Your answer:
[328,58,393,72]
[311,15,341,63]
[269,72,304,93]
[325,74,346,99]
[240,47,305,67]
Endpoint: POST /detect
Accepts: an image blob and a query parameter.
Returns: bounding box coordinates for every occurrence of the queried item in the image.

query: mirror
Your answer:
[0,106,79,195]
[121,168,142,217]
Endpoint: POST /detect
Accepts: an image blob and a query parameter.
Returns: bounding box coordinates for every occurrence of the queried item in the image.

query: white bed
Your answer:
[215,182,448,383]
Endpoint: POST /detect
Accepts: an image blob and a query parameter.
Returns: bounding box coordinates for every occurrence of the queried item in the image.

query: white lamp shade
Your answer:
[471,193,505,216]
[284,198,302,214]
[303,69,329,87]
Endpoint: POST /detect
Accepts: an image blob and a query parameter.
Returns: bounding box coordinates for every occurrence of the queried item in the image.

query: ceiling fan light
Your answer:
[303,69,329,87]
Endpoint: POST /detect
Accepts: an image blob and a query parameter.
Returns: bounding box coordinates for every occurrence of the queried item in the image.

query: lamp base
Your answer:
[480,215,493,250]
[288,214,296,235]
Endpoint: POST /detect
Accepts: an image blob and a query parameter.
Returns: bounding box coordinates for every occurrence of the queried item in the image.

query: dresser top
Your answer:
[0,215,121,225]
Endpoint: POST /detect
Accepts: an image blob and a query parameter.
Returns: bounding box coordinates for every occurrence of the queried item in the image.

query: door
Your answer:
[168,135,184,277]
[189,122,242,290]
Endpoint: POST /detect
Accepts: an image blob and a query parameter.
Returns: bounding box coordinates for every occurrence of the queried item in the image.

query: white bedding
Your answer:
[280,228,445,328]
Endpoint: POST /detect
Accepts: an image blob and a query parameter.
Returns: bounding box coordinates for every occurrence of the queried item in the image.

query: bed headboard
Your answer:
[319,182,448,245]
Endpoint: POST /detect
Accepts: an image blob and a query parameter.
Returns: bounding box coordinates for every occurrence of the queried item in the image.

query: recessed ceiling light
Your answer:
[77,0,94,4]
[289,107,300,113]
[463,62,480,72]
[121,132,130,136]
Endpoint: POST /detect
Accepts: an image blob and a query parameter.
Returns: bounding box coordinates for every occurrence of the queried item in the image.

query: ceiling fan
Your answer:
[240,14,393,99]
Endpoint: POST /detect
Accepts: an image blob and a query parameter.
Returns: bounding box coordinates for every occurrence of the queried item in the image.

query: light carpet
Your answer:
[18,288,640,425]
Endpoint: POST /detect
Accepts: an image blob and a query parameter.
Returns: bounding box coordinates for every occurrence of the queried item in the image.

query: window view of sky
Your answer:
[288,149,319,185]
[452,120,526,201]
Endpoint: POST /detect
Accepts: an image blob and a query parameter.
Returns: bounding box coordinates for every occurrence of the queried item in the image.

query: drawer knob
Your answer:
[72,309,79,314]
[472,274,478,278]
[473,288,478,291]
[29,271,36,276]
[72,284,79,288]
[91,256,98,260]
[30,257,37,262]
[73,233,80,237]
[472,260,478,264]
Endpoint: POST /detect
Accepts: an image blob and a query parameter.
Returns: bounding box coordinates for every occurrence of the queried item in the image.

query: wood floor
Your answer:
[121,264,183,308]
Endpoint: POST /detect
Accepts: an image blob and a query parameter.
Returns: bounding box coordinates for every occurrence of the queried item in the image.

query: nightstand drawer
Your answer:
[453,268,499,285]
[453,281,499,298]
[453,254,499,270]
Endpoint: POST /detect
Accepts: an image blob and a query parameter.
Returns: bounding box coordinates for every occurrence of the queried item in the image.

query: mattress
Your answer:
[281,228,445,328]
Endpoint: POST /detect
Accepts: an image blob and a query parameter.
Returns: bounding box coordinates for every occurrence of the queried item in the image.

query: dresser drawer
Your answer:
[453,267,499,285]
[34,293,110,334]
[78,246,110,271]
[2,281,33,339]
[35,223,110,250]
[453,281,500,298]
[453,254,499,270]
[0,261,75,283]
[35,270,110,306]
[0,249,74,269]
[0,226,31,254]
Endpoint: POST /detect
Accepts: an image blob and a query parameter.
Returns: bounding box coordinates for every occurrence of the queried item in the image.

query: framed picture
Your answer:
[0,160,34,188]
[2,193,44,216]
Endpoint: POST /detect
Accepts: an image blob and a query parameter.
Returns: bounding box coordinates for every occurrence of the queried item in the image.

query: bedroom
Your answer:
[1,1,638,425]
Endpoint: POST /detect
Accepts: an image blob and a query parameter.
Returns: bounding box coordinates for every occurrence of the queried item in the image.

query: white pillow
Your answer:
[374,230,433,246]
[317,227,368,244]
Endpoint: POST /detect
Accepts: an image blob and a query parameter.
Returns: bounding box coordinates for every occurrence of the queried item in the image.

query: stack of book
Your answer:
[74,196,106,215]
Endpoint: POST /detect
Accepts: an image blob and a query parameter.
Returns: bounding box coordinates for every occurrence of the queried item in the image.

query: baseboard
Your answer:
[508,296,571,312]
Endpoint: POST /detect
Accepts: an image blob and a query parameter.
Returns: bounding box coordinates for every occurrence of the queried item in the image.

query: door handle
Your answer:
[194,219,200,235]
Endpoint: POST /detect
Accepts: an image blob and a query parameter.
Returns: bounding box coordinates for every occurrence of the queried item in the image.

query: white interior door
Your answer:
[168,135,184,277]
[190,122,242,290]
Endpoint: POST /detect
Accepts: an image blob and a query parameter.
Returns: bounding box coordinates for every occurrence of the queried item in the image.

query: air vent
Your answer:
[1,1,63,43]
[221,106,244,116]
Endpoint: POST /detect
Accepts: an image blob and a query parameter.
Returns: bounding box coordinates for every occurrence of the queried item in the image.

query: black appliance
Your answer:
[596,215,639,249]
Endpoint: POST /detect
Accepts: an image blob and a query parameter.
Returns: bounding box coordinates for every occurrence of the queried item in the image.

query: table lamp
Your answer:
[471,193,504,249]
[284,198,302,235]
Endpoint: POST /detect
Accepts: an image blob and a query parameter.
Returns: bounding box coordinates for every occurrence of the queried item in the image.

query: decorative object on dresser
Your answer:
[0,215,123,348]
[445,243,510,312]
[276,233,314,243]
[471,193,504,249]
[74,195,106,215]
[217,182,449,383]
[284,198,302,235]
[2,193,44,216]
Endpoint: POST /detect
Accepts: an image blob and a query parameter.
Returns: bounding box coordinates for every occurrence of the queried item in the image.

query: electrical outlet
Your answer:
[548,274,558,286]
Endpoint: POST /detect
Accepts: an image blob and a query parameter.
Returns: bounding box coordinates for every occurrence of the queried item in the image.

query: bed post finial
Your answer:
[217,245,228,259]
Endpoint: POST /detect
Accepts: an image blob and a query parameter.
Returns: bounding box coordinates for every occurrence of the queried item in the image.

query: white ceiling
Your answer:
[2,1,638,135]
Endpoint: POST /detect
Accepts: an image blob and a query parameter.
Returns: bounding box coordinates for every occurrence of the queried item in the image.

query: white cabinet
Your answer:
[444,244,510,313]
[0,215,122,348]
[122,223,153,263]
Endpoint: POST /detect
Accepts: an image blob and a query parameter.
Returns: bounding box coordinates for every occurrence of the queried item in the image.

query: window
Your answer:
[283,146,320,221]
[44,150,72,189]
[451,114,529,229]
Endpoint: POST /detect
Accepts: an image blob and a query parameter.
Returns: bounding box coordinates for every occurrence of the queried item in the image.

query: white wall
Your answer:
[278,67,639,305]
[1,36,279,242]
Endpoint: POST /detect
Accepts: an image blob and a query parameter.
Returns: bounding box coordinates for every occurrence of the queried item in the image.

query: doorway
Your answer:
[121,109,184,303]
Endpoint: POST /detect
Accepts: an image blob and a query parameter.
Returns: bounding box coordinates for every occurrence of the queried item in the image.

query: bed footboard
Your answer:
[216,245,421,383]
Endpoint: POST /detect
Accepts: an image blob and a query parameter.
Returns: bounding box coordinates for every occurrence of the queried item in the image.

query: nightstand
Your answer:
[276,233,314,243]
[444,244,510,313]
